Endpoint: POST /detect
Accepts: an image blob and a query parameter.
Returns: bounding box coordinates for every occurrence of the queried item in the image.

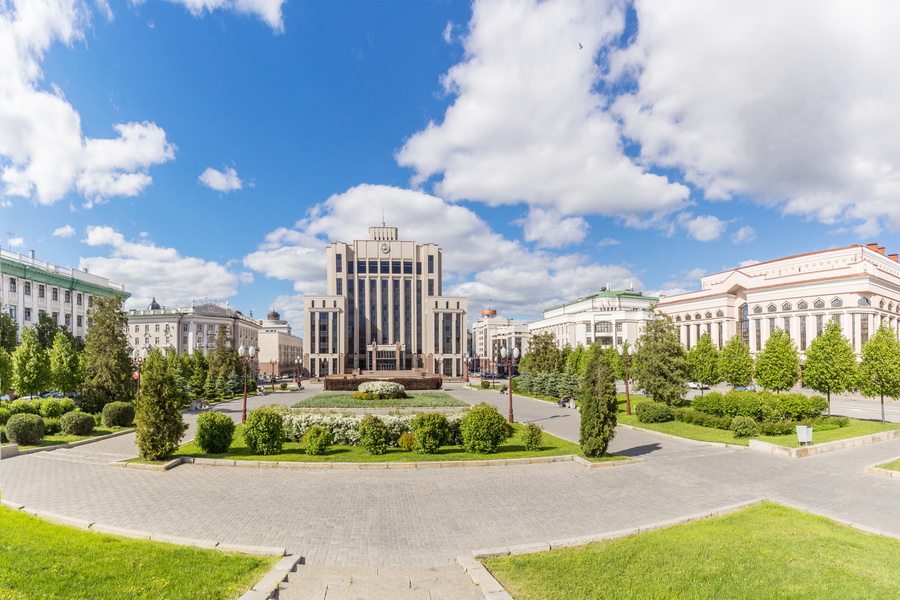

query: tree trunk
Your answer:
[827,389,831,416]
[881,394,886,424]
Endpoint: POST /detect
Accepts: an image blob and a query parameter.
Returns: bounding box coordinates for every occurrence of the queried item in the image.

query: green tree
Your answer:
[227,368,243,395]
[755,328,800,392]
[578,345,618,457]
[804,320,857,415]
[35,312,61,349]
[0,309,17,352]
[49,331,83,393]
[0,348,14,394]
[207,324,241,382]
[519,332,563,374]
[81,295,134,412]
[686,332,721,394]
[633,309,688,405]
[564,344,586,375]
[188,351,208,399]
[134,350,188,460]
[11,327,51,395]
[719,335,754,388]
[858,325,900,424]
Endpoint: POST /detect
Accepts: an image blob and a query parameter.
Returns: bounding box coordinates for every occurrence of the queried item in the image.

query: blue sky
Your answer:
[3,0,900,336]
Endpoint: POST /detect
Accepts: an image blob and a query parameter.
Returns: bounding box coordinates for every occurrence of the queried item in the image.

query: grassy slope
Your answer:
[484,502,900,600]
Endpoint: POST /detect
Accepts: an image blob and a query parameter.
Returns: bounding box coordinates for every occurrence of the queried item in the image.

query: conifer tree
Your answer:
[227,368,243,395]
[214,371,228,399]
[859,325,900,424]
[804,320,857,415]
[49,330,83,393]
[204,367,218,399]
[134,350,188,460]
[755,328,800,392]
[579,346,618,457]
[633,308,688,405]
[189,352,209,399]
[81,295,134,411]
[719,334,754,388]
[686,331,721,393]
[12,327,50,395]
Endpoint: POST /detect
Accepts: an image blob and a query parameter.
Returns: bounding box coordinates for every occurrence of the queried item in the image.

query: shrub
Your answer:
[397,432,415,451]
[40,399,66,419]
[5,413,45,445]
[671,407,733,430]
[358,381,406,398]
[730,415,759,437]
[58,397,77,415]
[779,394,828,420]
[0,427,6,443]
[102,402,135,427]
[758,420,795,436]
[93,412,103,426]
[635,401,673,423]
[357,415,390,455]
[195,411,235,454]
[522,422,544,451]
[691,392,723,415]
[60,411,95,436]
[480,380,491,390]
[0,406,10,426]
[242,408,285,455]
[303,425,333,455]
[460,403,508,454]
[43,417,61,435]
[410,412,448,453]
[8,399,39,415]
[325,376,441,391]
[279,382,288,390]
[721,391,764,419]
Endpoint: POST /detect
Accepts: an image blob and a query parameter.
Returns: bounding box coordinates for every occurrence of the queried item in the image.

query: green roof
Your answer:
[545,289,658,313]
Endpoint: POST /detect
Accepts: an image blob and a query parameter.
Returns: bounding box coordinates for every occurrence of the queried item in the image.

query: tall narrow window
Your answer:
[860,314,869,346]
[783,316,791,338]
[427,255,434,274]
[755,320,761,351]
[816,314,824,337]
[336,278,343,295]
[335,253,342,273]
[24,282,31,295]
[428,279,435,296]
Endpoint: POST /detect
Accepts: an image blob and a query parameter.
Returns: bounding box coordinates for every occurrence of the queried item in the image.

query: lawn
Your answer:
[483,502,900,600]
[18,427,132,449]
[0,504,277,600]
[291,391,468,409]
[876,459,900,472]
[172,423,602,463]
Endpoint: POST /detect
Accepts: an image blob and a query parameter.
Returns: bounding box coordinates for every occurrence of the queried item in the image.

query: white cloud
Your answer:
[268,294,306,337]
[243,184,646,318]
[520,207,588,248]
[610,0,900,235]
[162,0,286,31]
[52,225,75,238]
[80,225,239,309]
[0,1,175,207]
[596,237,620,248]
[679,213,726,242]
[199,166,243,192]
[738,259,760,268]
[651,266,707,298]
[442,21,454,43]
[8,237,25,248]
[396,0,689,226]
[238,271,254,284]
[731,226,756,244]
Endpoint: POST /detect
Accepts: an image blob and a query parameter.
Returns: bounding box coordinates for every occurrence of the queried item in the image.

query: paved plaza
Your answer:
[2,384,900,596]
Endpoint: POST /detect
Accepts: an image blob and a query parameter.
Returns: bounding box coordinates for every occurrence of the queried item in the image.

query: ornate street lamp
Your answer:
[131,347,149,402]
[238,344,256,423]
[270,359,277,392]
[500,346,520,423]
[617,345,633,416]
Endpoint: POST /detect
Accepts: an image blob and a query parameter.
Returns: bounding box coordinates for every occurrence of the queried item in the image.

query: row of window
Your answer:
[132,323,221,333]
[7,279,90,306]
[7,307,80,327]
[677,297,883,322]
[335,256,436,275]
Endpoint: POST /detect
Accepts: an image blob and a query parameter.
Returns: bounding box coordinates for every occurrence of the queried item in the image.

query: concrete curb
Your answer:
[3,428,137,458]
[864,456,900,479]
[456,555,513,600]
[750,429,900,458]
[769,498,900,540]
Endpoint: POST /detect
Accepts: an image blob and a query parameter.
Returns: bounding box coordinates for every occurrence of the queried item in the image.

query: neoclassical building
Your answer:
[528,288,658,349]
[303,226,468,378]
[256,310,303,377]
[658,243,900,355]
[470,308,531,376]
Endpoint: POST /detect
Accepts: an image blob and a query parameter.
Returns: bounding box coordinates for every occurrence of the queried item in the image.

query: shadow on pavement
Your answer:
[616,443,662,457]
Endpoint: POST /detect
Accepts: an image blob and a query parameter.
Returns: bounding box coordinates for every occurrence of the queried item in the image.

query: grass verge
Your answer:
[483,501,900,600]
[876,459,900,472]
[0,504,277,600]
[291,391,468,409]
[18,427,131,449]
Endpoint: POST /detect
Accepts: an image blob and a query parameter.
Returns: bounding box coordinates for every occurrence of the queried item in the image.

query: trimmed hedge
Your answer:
[459,403,508,454]
[0,406,10,426]
[242,408,285,455]
[693,391,827,422]
[324,376,442,391]
[6,413,45,445]
[410,412,449,454]
[635,401,673,423]
[60,411,95,436]
[303,426,333,455]
[357,415,391,455]
[195,411,236,454]
[102,402,135,428]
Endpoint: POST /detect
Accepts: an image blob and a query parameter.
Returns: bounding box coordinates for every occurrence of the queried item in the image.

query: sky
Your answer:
[3,0,900,338]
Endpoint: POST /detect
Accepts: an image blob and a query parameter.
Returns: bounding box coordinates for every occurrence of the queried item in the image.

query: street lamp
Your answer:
[270,360,276,392]
[617,345,633,416]
[131,347,149,401]
[500,346,520,423]
[238,344,256,423]
[435,354,444,386]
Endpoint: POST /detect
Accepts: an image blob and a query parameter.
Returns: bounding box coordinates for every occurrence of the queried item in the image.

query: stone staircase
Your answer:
[276,565,483,600]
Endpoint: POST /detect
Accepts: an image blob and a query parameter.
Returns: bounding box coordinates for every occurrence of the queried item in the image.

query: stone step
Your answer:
[276,565,483,600]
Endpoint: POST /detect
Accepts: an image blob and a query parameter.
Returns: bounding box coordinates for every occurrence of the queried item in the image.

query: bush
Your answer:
[0,406,10,426]
[410,412,448,454]
[522,422,544,451]
[60,411,95,436]
[0,427,6,444]
[102,402,135,427]
[325,376,442,391]
[635,401,673,423]
[93,412,103,426]
[672,408,733,430]
[8,399,39,415]
[690,392,723,415]
[5,413,45,445]
[730,415,759,437]
[480,380,491,390]
[397,432,415,451]
[242,408,285,455]
[459,403,508,454]
[758,420,795,436]
[58,397,77,415]
[195,411,235,454]
[279,382,288,390]
[779,394,828,420]
[303,425,333,455]
[357,415,390,455]
[40,399,66,419]
[43,417,61,435]
[358,381,407,399]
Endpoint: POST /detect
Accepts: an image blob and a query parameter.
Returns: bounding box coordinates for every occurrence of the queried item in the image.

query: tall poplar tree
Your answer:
[49,331,83,393]
[804,320,857,415]
[579,346,618,457]
[686,331,721,394]
[12,327,51,395]
[858,325,900,424]
[633,308,688,405]
[719,334,754,388]
[81,295,134,411]
[134,350,188,460]
[755,328,800,392]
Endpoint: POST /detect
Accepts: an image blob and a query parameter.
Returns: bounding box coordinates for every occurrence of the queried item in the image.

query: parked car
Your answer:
[735,384,758,392]
[41,391,64,399]
[688,382,709,390]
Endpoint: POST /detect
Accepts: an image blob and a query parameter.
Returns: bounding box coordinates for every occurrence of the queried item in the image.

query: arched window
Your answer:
[859,297,871,307]
[685,314,692,321]
[753,305,763,314]
[675,316,682,322]
[716,310,724,318]
[813,299,825,309]
[694,313,702,320]
[782,302,792,311]
[831,298,843,308]
[798,300,808,310]
[705,311,712,319]
[767,304,777,312]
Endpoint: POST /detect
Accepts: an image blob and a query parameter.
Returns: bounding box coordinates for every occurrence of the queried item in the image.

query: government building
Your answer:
[303,226,468,379]
[256,310,303,378]
[470,308,531,377]
[658,243,900,355]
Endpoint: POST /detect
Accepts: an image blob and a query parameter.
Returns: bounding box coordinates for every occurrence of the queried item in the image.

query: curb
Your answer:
[750,429,900,458]
[864,456,900,479]
[456,555,513,600]
[4,428,137,457]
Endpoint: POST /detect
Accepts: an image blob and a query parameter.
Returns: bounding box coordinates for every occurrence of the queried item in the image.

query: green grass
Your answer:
[18,427,131,449]
[0,504,277,600]
[291,391,468,409]
[171,423,599,463]
[876,459,900,472]
[483,502,900,600]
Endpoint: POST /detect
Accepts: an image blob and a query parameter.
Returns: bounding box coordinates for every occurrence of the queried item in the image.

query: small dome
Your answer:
[148,297,161,310]
[267,310,280,320]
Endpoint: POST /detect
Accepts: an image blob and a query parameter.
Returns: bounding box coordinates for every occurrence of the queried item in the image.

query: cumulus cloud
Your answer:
[243,184,646,317]
[267,293,307,337]
[520,207,588,248]
[596,237,620,248]
[80,225,239,309]
[679,213,726,242]
[8,237,25,248]
[396,0,689,226]
[738,259,760,268]
[610,0,900,235]
[199,166,243,192]
[164,0,287,32]
[52,225,75,238]
[731,226,756,244]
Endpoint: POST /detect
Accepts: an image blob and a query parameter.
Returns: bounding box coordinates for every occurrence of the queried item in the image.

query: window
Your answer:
[155,337,159,345]
[65,290,71,303]
[52,288,58,301]
[182,324,188,332]
[814,299,825,309]
[753,305,762,314]
[155,324,160,332]
[52,312,58,322]
[24,308,32,321]
[782,302,792,311]
[347,260,354,274]
[428,279,434,296]
[831,298,843,308]
[24,281,31,295]
[705,311,712,319]
[135,338,139,346]
[755,320,761,350]
[859,297,871,307]
[134,325,139,332]
[76,315,82,327]
[183,336,187,344]
[145,324,149,332]
[816,314,824,336]
[403,261,413,274]
[357,261,367,274]
[8,278,16,293]
[767,304,777,312]
[336,278,343,295]
[428,255,434,274]
[716,310,724,318]
[38,284,45,298]
[416,262,422,275]
[88,296,92,307]
[380,260,389,274]
[8,307,15,319]
[368,260,378,273]
[861,314,869,345]
[783,316,791,338]
[65,314,71,326]
[335,253,342,273]
[798,300,808,310]
[799,316,806,351]
[77,293,82,306]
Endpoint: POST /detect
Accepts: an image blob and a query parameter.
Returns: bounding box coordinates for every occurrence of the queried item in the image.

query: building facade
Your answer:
[657,243,900,355]
[257,310,303,377]
[470,308,531,376]
[1,249,129,342]
[528,289,657,350]
[125,300,260,355]
[303,226,468,378]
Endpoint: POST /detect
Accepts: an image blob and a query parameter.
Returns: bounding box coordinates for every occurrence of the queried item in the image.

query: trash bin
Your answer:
[796,425,813,445]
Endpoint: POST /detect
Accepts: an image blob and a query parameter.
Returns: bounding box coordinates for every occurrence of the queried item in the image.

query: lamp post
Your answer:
[238,344,256,423]
[435,354,444,386]
[131,347,148,403]
[500,346,519,423]
[270,360,276,392]
[617,345,633,416]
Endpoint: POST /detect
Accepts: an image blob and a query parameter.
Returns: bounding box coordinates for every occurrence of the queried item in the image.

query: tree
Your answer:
[519,332,563,374]
[578,346,618,457]
[0,310,17,352]
[719,335,754,388]
[49,331,83,393]
[0,349,14,394]
[804,320,857,415]
[632,308,688,405]
[134,350,188,460]
[755,328,800,392]
[11,327,51,395]
[35,312,61,349]
[686,332,721,393]
[858,325,900,424]
[81,295,134,412]
[188,351,208,399]
[207,324,241,382]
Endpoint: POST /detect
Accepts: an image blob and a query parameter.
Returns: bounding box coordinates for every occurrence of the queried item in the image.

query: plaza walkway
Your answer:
[2,383,900,598]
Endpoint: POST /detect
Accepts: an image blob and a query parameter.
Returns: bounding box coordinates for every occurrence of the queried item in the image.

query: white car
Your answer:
[688,382,709,390]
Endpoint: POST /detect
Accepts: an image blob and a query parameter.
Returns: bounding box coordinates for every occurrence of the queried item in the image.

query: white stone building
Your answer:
[1,249,129,342]
[657,243,900,355]
[125,300,260,355]
[470,308,531,376]
[257,310,303,377]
